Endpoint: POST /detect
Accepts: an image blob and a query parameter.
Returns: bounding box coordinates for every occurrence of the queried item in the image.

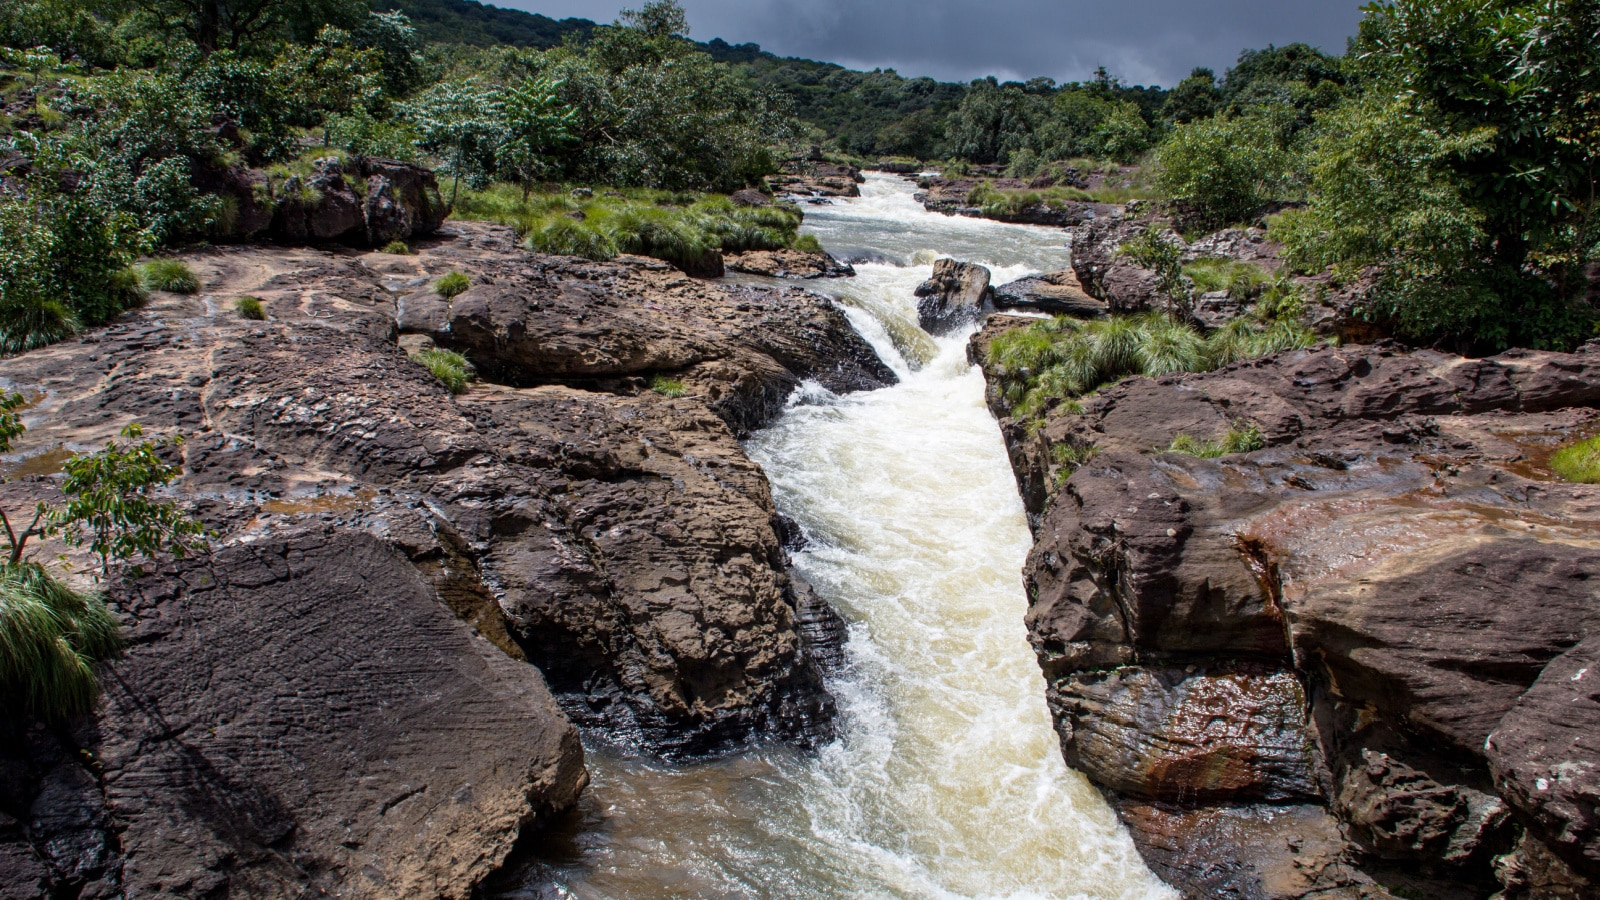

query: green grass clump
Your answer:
[234,296,265,320]
[1550,435,1600,484]
[453,183,816,272]
[988,312,1317,420]
[137,258,199,294]
[413,349,472,394]
[1184,258,1273,296]
[380,241,411,255]
[1168,422,1266,458]
[1051,442,1100,485]
[0,563,122,721]
[434,271,471,299]
[649,375,687,398]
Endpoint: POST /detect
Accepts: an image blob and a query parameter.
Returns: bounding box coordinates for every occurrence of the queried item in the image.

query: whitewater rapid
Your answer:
[525,173,1174,900]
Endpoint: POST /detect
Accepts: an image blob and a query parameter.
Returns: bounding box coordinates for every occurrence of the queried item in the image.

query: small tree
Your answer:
[497,77,577,198]
[0,406,208,577]
[56,423,208,577]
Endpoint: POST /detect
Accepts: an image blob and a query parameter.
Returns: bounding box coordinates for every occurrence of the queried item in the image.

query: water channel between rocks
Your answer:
[521,173,1175,900]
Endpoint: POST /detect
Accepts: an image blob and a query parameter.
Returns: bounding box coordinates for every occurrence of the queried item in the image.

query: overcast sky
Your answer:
[497,0,1367,88]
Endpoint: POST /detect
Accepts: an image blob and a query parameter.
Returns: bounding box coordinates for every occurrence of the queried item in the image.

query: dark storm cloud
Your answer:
[503,0,1366,87]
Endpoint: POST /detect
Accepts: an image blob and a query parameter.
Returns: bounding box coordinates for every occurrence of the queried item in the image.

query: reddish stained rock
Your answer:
[724,248,855,279]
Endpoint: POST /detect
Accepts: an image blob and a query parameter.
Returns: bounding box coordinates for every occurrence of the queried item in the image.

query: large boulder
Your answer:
[993,269,1107,318]
[915,258,994,334]
[99,529,587,900]
[977,339,1600,897]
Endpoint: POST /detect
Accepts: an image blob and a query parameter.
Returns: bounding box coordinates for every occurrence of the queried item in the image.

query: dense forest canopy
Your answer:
[0,0,1596,353]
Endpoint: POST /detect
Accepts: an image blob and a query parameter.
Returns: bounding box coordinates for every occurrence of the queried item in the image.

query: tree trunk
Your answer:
[197,0,221,55]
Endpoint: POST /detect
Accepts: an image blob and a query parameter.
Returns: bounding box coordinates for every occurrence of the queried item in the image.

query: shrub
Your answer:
[413,349,472,394]
[0,562,122,721]
[1156,114,1295,230]
[0,184,145,353]
[987,312,1317,419]
[380,241,411,255]
[56,423,209,578]
[234,296,265,320]
[1550,435,1600,484]
[434,271,471,298]
[138,259,199,294]
[649,375,687,398]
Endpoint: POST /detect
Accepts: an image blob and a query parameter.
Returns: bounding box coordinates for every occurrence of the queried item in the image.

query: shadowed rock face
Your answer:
[915,258,995,335]
[973,335,1600,898]
[0,220,888,897]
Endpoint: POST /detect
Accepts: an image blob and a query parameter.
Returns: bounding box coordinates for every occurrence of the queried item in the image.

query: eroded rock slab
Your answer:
[102,529,586,900]
[975,338,1600,897]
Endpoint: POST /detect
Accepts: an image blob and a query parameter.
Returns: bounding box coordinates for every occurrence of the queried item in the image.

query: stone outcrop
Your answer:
[913,175,1120,226]
[973,334,1600,898]
[209,155,447,247]
[0,219,891,897]
[768,161,864,199]
[725,248,856,279]
[992,269,1107,318]
[915,258,995,334]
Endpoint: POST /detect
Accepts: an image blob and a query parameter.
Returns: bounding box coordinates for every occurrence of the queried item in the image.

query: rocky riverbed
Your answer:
[0,220,890,898]
[974,324,1600,899]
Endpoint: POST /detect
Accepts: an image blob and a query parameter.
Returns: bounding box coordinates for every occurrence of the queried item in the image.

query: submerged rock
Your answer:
[978,339,1600,897]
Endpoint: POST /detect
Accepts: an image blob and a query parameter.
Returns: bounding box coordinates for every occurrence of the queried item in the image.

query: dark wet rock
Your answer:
[791,576,849,674]
[1118,801,1397,900]
[978,340,1600,897]
[915,258,994,334]
[725,248,855,279]
[993,269,1107,318]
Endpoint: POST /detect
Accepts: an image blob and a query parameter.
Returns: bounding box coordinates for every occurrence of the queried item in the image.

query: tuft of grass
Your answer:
[434,271,471,299]
[0,562,122,721]
[1168,422,1266,458]
[1184,258,1272,296]
[412,349,472,394]
[1550,435,1600,484]
[1051,442,1099,485]
[988,312,1317,420]
[453,182,817,272]
[649,375,687,398]
[380,241,411,255]
[137,259,199,294]
[234,296,265,320]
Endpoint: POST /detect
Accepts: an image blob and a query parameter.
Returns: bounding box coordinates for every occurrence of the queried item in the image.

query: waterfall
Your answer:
[525,173,1174,900]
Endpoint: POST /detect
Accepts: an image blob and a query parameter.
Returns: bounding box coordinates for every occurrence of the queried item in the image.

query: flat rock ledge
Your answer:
[973,329,1600,900]
[0,220,893,898]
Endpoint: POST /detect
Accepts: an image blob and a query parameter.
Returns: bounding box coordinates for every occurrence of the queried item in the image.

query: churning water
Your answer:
[526,174,1174,900]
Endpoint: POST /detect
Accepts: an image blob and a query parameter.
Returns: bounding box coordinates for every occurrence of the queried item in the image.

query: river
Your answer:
[520,173,1174,900]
